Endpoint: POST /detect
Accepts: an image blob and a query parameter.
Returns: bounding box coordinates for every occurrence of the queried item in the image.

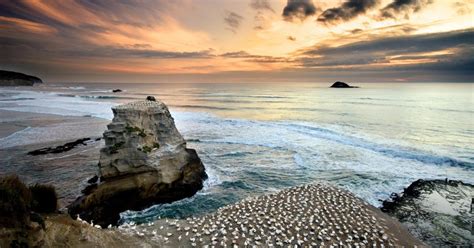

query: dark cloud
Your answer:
[282,0,317,22]
[380,0,432,19]
[318,0,380,23]
[224,11,244,33]
[66,47,214,59]
[288,36,296,41]
[220,51,292,63]
[250,0,274,12]
[298,28,474,72]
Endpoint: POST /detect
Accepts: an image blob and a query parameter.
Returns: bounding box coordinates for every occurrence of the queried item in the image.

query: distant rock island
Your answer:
[330,81,358,88]
[69,97,207,227]
[0,70,43,86]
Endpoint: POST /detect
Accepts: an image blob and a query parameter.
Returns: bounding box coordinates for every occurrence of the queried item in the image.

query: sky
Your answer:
[0,0,473,83]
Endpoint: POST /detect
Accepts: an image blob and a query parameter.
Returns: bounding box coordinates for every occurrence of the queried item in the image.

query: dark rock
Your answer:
[381,179,474,247]
[146,96,156,101]
[0,70,43,86]
[27,138,91,155]
[81,183,97,195]
[87,175,98,184]
[70,149,206,227]
[112,89,122,93]
[330,81,358,88]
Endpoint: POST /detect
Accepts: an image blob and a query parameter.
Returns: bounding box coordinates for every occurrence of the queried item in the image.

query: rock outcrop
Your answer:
[330,81,358,88]
[0,70,43,86]
[68,98,207,227]
[381,179,474,247]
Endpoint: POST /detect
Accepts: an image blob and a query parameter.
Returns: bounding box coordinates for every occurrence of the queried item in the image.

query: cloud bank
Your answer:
[282,0,317,22]
[318,0,380,23]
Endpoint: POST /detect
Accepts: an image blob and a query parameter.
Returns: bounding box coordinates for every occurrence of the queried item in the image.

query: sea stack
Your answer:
[69,97,207,227]
[330,81,358,88]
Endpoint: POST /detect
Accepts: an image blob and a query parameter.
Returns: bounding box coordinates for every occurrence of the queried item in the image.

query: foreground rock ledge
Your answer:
[68,99,207,227]
[47,184,424,247]
[381,179,474,247]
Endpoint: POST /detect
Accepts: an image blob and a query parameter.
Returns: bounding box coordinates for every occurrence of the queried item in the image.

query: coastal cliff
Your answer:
[68,98,207,227]
[0,70,43,86]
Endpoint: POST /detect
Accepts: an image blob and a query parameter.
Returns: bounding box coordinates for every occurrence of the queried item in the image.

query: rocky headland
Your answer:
[0,70,43,86]
[381,179,474,247]
[330,81,358,88]
[68,98,207,227]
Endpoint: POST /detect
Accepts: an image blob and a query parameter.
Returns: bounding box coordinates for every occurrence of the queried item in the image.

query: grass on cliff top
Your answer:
[30,184,58,213]
[0,175,32,228]
[0,175,58,228]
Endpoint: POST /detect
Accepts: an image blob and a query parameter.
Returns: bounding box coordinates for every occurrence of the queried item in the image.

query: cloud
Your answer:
[453,1,473,15]
[380,0,433,19]
[298,28,474,72]
[220,51,293,63]
[250,0,275,30]
[250,0,274,12]
[224,11,244,33]
[288,36,296,41]
[282,0,317,22]
[317,0,380,23]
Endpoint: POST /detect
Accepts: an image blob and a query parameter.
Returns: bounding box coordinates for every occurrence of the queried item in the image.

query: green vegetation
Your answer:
[142,145,152,153]
[0,175,58,229]
[110,141,125,154]
[30,184,58,213]
[0,175,31,228]
[139,143,159,153]
[125,125,146,137]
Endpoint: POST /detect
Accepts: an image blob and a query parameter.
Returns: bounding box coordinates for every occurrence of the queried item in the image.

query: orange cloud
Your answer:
[0,16,56,34]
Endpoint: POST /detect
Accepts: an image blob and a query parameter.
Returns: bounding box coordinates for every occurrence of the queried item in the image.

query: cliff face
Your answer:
[68,98,207,227]
[0,70,43,86]
[99,100,189,179]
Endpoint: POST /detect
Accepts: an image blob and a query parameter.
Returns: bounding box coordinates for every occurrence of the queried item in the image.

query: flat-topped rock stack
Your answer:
[68,97,207,227]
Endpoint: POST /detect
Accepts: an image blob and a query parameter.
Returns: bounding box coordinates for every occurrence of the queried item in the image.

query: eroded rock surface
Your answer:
[381,179,474,247]
[68,99,207,227]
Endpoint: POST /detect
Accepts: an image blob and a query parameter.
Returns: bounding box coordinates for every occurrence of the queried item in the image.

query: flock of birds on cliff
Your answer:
[108,184,399,247]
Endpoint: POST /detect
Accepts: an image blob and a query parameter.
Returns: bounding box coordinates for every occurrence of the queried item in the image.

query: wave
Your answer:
[170,105,234,111]
[63,86,85,90]
[282,122,473,168]
[215,151,254,157]
[56,93,135,100]
[0,97,35,101]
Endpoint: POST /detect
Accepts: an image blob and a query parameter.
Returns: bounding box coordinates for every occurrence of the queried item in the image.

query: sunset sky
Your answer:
[0,0,473,83]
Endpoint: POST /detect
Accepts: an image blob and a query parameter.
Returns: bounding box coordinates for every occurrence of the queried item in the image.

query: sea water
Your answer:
[0,82,472,224]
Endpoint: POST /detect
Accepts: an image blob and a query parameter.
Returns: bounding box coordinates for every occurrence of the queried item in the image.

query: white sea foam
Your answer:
[0,89,116,119]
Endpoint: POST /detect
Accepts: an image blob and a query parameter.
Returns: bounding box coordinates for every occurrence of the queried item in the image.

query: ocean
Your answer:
[0,82,473,224]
